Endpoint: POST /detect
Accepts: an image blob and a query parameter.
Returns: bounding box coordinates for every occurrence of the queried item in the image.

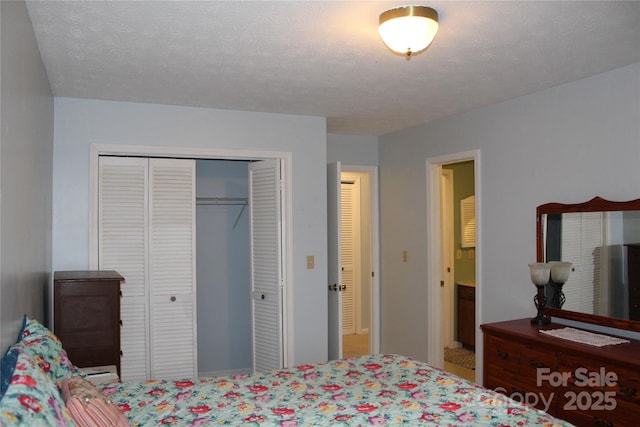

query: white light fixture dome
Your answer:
[378,6,439,58]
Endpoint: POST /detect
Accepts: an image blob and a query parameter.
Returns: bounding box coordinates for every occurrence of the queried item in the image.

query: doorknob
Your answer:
[328,284,337,291]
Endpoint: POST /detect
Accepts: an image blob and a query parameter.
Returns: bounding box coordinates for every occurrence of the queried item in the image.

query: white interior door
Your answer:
[249,159,283,372]
[340,182,357,335]
[98,156,149,381]
[561,212,603,313]
[327,162,343,360]
[98,156,197,381]
[148,158,197,379]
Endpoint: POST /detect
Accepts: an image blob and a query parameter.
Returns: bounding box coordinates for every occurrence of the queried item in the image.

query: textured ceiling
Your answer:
[25,1,640,136]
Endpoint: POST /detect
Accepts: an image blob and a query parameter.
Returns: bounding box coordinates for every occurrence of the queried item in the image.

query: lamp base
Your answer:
[531,315,551,325]
[532,284,550,325]
[550,283,566,309]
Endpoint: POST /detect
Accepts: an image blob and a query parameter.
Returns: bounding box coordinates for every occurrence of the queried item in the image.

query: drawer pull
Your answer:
[594,417,613,427]
[170,296,176,302]
[619,384,637,398]
[496,350,509,360]
[529,359,544,369]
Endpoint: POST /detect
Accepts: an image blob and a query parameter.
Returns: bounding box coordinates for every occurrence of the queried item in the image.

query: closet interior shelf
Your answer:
[196,197,248,229]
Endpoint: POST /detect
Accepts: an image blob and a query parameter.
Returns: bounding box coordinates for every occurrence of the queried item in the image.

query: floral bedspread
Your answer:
[101,354,570,426]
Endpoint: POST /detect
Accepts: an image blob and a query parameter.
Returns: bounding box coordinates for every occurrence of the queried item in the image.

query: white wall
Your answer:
[379,63,640,364]
[195,160,252,375]
[52,98,328,365]
[0,0,54,353]
[327,133,378,166]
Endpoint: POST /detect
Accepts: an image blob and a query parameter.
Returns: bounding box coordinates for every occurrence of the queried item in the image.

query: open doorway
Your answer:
[328,163,380,360]
[441,161,476,382]
[340,171,371,358]
[426,150,480,383]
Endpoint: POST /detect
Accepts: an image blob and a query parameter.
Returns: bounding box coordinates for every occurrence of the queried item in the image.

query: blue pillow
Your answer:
[16,314,29,342]
[1,314,29,399]
[0,346,20,399]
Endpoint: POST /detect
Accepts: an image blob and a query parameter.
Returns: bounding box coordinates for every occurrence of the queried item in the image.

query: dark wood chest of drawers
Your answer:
[54,270,124,377]
[457,284,476,348]
[482,318,640,427]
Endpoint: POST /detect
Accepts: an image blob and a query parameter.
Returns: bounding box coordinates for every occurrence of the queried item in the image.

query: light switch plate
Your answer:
[306,255,315,269]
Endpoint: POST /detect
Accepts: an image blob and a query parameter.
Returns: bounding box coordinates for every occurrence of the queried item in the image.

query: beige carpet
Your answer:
[343,333,369,358]
[444,347,475,371]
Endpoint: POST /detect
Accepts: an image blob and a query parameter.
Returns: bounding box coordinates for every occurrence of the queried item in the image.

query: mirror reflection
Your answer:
[542,210,640,321]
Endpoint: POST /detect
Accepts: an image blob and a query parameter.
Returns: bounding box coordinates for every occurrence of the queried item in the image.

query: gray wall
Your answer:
[379,63,640,367]
[327,133,378,166]
[51,98,328,365]
[195,160,252,375]
[0,0,54,353]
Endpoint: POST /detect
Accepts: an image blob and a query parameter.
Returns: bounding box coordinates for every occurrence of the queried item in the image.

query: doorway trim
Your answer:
[440,168,455,349]
[425,150,481,380]
[339,175,360,336]
[341,165,380,355]
[88,143,294,368]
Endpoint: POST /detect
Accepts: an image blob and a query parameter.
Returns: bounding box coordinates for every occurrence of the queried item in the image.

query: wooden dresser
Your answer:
[482,318,640,427]
[456,282,476,348]
[54,270,124,377]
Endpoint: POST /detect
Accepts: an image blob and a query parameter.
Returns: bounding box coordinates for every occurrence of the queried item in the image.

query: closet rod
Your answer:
[195,197,248,206]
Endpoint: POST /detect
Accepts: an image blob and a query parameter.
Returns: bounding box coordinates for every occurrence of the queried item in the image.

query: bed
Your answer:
[1,317,572,426]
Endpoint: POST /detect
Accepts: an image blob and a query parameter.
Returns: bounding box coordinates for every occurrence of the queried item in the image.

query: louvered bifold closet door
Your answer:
[340,184,355,335]
[148,158,197,379]
[98,157,150,381]
[561,212,603,314]
[249,159,283,373]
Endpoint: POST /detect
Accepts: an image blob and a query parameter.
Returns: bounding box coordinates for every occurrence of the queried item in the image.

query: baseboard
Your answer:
[199,367,252,378]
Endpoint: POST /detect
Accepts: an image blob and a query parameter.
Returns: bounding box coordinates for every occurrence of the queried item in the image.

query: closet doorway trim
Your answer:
[88,143,293,369]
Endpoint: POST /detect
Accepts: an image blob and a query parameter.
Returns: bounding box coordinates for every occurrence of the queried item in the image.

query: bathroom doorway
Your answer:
[426,150,480,383]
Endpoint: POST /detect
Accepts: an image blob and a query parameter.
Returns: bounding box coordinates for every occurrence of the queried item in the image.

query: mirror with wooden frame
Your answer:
[536,197,640,332]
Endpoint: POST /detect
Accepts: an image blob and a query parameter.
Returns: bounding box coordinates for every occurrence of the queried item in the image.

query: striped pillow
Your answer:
[61,376,129,427]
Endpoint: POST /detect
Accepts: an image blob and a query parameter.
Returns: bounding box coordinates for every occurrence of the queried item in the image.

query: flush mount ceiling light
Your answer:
[378,5,439,58]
